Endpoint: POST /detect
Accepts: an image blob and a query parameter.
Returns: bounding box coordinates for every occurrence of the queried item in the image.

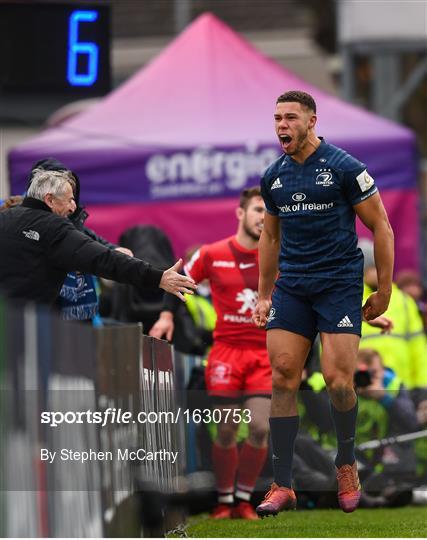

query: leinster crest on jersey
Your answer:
[267,307,276,322]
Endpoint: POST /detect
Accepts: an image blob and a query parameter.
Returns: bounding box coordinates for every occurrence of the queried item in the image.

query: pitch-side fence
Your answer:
[0,298,185,537]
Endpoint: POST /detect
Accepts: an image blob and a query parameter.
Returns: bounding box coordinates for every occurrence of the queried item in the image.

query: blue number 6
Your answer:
[67,10,99,86]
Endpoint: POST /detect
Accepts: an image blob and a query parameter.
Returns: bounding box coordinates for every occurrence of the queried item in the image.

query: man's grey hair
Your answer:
[27,169,75,201]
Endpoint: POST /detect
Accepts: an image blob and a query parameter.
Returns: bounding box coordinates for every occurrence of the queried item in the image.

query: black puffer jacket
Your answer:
[0,198,163,304]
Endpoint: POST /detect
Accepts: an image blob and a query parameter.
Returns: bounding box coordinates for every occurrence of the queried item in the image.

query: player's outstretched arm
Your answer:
[354,193,394,320]
[253,213,280,327]
[160,259,197,301]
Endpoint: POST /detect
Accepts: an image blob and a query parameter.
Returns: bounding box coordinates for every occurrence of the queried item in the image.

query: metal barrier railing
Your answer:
[1,300,183,537]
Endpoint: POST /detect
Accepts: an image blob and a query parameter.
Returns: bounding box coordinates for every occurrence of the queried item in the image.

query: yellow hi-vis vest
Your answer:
[305,371,402,455]
[185,293,216,331]
[360,283,427,389]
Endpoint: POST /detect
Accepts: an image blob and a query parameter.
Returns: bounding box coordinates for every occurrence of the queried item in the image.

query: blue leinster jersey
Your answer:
[261,138,378,279]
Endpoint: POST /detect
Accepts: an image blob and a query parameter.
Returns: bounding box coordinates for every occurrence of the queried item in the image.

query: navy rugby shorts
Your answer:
[266,276,363,341]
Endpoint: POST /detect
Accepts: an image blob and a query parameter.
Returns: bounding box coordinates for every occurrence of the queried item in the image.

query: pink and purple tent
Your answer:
[9,13,419,272]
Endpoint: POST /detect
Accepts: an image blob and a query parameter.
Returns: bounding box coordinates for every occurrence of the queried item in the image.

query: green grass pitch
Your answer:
[182,507,427,537]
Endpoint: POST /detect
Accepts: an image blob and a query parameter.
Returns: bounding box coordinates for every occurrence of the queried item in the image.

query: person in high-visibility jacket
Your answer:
[358,239,427,390]
[185,285,217,351]
[301,349,419,490]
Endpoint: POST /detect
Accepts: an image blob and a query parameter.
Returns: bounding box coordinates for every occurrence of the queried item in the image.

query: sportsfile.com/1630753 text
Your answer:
[40,408,252,427]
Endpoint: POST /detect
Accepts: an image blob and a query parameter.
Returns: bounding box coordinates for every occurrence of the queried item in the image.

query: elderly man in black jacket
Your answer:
[0,169,195,304]
[27,157,132,321]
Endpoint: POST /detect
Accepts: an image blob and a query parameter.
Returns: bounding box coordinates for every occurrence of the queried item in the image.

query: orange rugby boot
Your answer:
[336,462,361,513]
[256,483,297,517]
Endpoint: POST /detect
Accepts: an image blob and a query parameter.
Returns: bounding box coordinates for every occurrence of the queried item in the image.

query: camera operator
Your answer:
[355,349,419,435]
[358,239,427,394]
[300,349,420,505]
[355,349,419,496]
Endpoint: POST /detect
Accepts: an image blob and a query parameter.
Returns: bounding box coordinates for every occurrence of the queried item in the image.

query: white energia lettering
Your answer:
[146,145,279,191]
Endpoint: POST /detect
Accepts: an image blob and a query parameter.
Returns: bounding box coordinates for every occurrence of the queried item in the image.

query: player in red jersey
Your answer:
[150,187,270,520]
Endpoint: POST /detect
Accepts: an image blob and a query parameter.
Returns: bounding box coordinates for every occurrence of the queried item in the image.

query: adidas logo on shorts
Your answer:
[271,178,282,190]
[337,315,353,328]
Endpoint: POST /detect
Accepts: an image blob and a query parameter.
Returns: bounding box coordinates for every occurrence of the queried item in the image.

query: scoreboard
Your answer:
[0,1,111,97]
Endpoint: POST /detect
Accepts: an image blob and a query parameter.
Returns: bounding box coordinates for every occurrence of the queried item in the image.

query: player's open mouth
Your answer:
[279,135,292,146]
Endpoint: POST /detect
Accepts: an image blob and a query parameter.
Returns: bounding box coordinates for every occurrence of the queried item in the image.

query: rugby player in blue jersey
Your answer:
[253,90,394,516]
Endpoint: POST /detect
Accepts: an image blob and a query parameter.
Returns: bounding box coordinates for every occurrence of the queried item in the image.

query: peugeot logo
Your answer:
[292,192,306,202]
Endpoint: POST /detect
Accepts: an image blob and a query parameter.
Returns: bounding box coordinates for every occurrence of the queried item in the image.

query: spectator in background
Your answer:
[27,158,133,324]
[107,225,210,355]
[182,244,217,352]
[395,270,427,332]
[359,240,427,484]
[150,187,270,521]
[300,348,419,505]
[355,348,419,439]
[394,271,427,483]
[107,225,174,331]
[157,244,217,356]
[0,169,195,304]
[359,239,427,392]
[0,191,105,323]
[353,348,418,500]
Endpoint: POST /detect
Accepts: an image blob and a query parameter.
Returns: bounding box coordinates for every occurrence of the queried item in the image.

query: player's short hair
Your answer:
[276,90,316,113]
[240,186,261,209]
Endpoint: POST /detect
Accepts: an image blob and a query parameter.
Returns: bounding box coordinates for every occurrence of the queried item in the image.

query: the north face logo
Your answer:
[22,230,40,241]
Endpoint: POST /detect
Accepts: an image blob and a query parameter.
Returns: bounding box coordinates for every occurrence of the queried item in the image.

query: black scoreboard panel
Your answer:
[0,1,111,97]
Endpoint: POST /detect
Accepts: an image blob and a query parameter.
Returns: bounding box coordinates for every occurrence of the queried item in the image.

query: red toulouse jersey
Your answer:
[184,236,266,349]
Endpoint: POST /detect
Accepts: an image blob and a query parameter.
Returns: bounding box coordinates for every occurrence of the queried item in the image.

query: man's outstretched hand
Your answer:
[159,259,196,301]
